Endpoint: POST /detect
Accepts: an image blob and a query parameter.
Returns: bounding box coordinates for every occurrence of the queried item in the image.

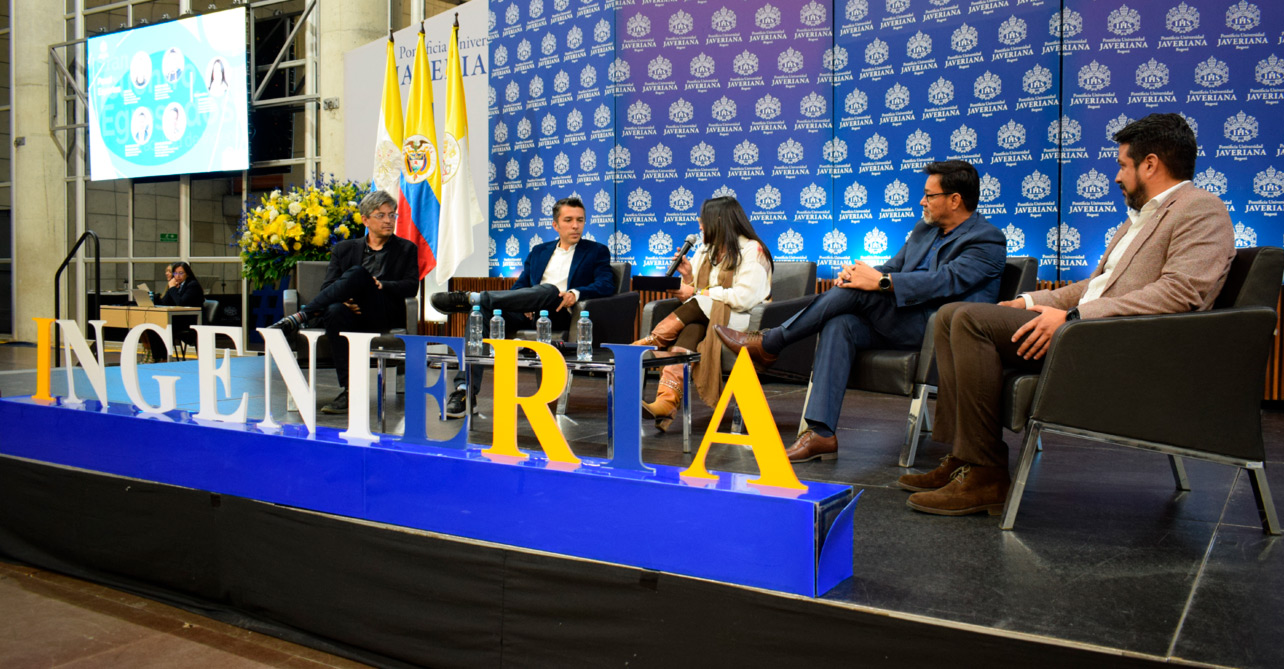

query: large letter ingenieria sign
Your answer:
[1,318,858,597]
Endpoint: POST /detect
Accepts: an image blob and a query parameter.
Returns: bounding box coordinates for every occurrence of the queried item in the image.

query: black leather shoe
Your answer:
[321,390,348,415]
[431,291,473,314]
[267,312,307,337]
[445,389,475,418]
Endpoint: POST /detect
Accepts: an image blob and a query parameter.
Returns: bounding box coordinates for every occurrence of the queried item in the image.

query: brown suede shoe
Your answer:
[906,464,1011,516]
[896,455,967,492]
[713,325,779,367]
[785,430,838,463]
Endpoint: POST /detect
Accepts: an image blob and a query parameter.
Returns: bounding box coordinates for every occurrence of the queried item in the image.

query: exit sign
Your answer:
[159,233,178,242]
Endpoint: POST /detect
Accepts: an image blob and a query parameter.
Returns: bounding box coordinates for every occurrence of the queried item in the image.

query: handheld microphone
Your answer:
[665,234,702,277]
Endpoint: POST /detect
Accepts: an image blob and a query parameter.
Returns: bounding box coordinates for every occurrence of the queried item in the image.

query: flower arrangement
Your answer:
[235,178,372,287]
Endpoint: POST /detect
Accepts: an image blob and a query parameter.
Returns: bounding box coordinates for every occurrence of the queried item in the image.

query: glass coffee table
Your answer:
[370,344,701,453]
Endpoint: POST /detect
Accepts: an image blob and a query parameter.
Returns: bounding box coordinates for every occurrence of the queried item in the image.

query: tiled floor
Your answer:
[2,342,1282,667]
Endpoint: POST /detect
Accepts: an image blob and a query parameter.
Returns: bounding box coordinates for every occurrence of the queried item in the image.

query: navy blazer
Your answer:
[513,238,616,300]
[877,211,1007,308]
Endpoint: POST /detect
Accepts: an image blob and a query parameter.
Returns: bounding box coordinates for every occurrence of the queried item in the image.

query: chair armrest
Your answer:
[914,309,940,386]
[640,298,682,335]
[283,289,299,315]
[746,295,818,331]
[1030,307,1277,460]
[574,291,640,346]
[404,296,419,334]
[735,295,820,379]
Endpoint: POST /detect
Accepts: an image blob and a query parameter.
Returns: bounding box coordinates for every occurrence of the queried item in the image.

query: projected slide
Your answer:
[87,7,249,181]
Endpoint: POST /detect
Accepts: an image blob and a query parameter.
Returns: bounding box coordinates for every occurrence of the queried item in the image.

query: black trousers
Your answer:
[307,266,396,388]
[453,284,571,396]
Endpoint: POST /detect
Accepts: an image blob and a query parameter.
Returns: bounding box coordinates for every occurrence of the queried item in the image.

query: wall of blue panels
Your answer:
[487,0,1284,281]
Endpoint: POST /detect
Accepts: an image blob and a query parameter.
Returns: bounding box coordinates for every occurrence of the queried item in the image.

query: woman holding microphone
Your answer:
[633,196,774,431]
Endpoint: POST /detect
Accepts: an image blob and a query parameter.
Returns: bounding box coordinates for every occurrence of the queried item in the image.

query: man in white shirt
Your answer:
[899,113,1236,517]
[431,196,616,416]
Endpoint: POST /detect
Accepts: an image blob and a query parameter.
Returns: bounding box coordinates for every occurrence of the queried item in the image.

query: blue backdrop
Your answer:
[487,0,1284,281]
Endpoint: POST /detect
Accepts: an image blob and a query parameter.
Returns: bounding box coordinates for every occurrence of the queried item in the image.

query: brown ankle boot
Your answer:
[906,464,1011,516]
[632,313,684,348]
[896,455,966,492]
[641,359,685,432]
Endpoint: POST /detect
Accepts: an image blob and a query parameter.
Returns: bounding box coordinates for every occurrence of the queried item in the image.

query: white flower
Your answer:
[288,202,303,215]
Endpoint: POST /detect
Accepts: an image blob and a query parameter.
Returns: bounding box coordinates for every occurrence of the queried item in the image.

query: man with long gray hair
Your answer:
[269,189,420,414]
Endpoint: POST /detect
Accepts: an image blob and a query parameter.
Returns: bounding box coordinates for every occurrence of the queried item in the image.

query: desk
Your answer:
[101,305,202,360]
[371,345,700,453]
[100,305,201,330]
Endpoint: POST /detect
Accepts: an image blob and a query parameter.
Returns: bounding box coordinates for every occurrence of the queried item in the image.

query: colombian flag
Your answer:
[435,19,485,282]
[371,34,403,199]
[396,27,442,280]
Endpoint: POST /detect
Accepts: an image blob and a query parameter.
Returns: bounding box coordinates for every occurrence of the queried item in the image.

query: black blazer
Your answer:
[321,235,420,299]
[320,235,419,330]
[159,279,205,307]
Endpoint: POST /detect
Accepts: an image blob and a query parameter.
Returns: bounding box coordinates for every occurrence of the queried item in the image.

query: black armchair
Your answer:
[637,261,818,378]
[282,261,419,362]
[795,257,1039,466]
[998,246,1284,534]
[515,262,638,347]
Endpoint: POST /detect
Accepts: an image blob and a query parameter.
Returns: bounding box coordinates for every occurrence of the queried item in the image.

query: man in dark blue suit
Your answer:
[717,161,1006,462]
[431,196,616,415]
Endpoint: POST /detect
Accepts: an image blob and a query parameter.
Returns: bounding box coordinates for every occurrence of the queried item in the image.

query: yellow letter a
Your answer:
[482,339,580,467]
[681,348,807,492]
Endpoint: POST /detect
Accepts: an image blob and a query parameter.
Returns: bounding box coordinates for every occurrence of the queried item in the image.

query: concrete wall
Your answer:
[13,0,66,342]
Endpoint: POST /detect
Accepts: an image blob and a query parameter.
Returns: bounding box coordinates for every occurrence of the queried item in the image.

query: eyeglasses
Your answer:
[371,211,398,222]
[922,192,955,200]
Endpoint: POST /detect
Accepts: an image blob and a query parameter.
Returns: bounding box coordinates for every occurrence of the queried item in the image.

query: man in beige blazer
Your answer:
[898,113,1236,517]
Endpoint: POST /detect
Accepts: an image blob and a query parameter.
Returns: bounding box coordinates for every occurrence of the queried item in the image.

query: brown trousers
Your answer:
[670,299,709,351]
[933,302,1045,468]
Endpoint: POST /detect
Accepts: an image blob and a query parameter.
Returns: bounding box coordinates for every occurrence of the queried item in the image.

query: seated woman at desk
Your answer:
[159,262,205,307]
[144,262,205,362]
[633,196,773,431]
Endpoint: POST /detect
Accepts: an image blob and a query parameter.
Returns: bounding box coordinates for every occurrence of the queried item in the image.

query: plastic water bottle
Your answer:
[466,305,484,356]
[576,311,593,361]
[489,309,505,356]
[536,310,553,345]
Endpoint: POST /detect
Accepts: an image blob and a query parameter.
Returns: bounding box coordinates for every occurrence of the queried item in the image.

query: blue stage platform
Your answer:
[5,356,857,597]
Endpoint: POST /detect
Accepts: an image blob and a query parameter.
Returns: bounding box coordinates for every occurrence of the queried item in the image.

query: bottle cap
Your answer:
[472,304,480,311]
[539,310,549,317]
[493,309,502,315]
[580,310,589,317]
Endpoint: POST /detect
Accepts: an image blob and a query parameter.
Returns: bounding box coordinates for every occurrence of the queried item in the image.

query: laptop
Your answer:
[132,284,154,307]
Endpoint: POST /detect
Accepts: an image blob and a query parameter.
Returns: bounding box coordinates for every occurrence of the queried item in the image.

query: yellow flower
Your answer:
[336,224,350,237]
[352,212,362,224]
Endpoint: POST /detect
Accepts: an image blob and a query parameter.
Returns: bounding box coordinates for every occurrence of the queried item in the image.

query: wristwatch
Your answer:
[1065,306,1081,321]
[878,273,892,292]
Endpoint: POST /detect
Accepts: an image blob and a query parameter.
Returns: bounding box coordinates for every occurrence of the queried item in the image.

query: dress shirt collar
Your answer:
[1126,180,1188,225]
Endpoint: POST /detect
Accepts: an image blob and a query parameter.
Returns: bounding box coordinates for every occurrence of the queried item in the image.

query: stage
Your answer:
[0,355,1280,667]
